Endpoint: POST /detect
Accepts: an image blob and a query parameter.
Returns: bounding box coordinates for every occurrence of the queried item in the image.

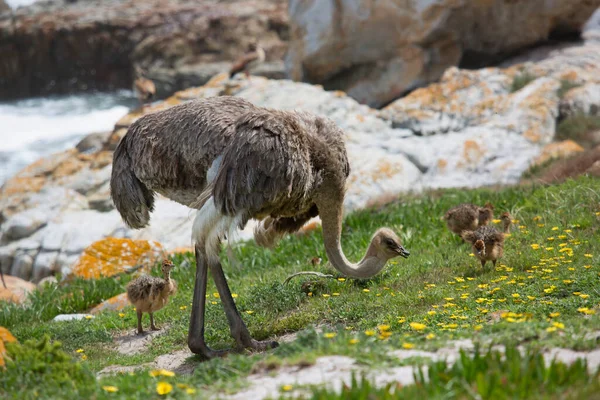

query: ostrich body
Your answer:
[445,202,494,236]
[133,66,156,108]
[462,225,506,268]
[126,259,177,335]
[110,96,410,358]
[229,43,265,78]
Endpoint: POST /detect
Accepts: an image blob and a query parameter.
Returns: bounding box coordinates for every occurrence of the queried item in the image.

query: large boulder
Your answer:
[285,0,600,108]
[0,0,289,100]
[0,0,9,14]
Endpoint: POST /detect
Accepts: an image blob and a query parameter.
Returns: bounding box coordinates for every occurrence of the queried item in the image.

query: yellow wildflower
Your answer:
[338,278,346,282]
[402,343,415,349]
[363,289,370,293]
[282,385,293,392]
[546,326,557,333]
[397,318,406,323]
[84,316,93,320]
[156,382,173,395]
[76,349,84,353]
[378,324,391,331]
[186,388,197,395]
[118,313,125,318]
[365,330,376,336]
[512,293,520,298]
[150,369,175,377]
[246,310,254,314]
[232,293,238,298]
[332,292,340,296]
[426,333,436,340]
[409,322,426,331]
[552,322,565,329]
[579,294,590,299]
[102,386,118,393]
[322,294,330,298]
[81,355,88,361]
[427,311,437,316]
[474,325,483,331]
[349,338,359,345]
[324,333,336,339]
[527,296,536,300]
[584,254,593,258]
[549,312,560,318]
[551,227,559,231]
[180,306,187,310]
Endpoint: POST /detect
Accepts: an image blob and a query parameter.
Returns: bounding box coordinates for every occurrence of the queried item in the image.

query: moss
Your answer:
[510,72,537,93]
[556,112,600,142]
[557,79,581,99]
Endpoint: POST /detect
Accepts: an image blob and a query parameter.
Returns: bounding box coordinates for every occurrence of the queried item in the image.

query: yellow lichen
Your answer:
[0,327,17,367]
[71,238,164,280]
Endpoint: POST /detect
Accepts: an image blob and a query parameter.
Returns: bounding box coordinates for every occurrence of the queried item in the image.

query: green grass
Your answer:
[510,72,537,93]
[2,177,600,398]
[303,346,600,400]
[557,112,600,143]
[557,80,582,99]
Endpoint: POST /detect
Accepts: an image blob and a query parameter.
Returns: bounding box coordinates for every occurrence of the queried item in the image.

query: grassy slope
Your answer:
[1,177,600,399]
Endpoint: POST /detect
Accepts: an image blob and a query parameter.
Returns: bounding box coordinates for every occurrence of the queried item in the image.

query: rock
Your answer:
[534,140,585,166]
[0,0,8,13]
[0,246,15,275]
[0,209,47,242]
[53,314,95,322]
[75,131,112,154]
[559,83,600,118]
[70,238,164,280]
[11,254,34,281]
[89,292,129,315]
[286,0,600,107]
[32,251,59,283]
[0,327,17,368]
[0,0,289,101]
[0,275,36,304]
[38,275,58,289]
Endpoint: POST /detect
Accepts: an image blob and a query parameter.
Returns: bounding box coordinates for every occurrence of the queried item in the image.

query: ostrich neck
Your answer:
[503,221,511,233]
[318,198,386,279]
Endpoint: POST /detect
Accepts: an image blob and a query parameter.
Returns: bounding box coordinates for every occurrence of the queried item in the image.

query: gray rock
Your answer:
[286,0,600,107]
[53,314,95,322]
[559,83,600,118]
[1,209,47,242]
[33,251,59,282]
[38,275,58,289]
[11,253,34,281]
[0,245,15,275]
[75,131,111,154]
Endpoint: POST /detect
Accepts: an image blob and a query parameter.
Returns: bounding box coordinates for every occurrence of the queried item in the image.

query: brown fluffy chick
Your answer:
[126,259,177,335]
[461,225,505,268]
[500,212,512,233]
[444,202,494,236]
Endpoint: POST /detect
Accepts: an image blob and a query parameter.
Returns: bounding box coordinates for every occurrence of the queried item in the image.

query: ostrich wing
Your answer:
[211,110,317,219]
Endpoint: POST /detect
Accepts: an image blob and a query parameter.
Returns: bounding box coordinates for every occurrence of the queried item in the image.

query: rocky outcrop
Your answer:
[286,0,600,108]
[0,275,36,304]
[1,21,600,282]
[0,0,288,100]
[0,0,9,13]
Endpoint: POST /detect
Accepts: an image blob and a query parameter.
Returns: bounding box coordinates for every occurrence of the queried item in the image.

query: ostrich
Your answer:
[229,42,265,79]
[110,96,410,359]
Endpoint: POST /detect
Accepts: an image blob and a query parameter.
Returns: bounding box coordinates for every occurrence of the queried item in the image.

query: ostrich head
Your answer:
[161,259,174,277]
[474,239,485,257]
[369,228,410,260]
[478,202,494,225]
[500,212,512,233]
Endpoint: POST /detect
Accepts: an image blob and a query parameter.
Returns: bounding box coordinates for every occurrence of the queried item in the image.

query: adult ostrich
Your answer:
[110,96,410,358]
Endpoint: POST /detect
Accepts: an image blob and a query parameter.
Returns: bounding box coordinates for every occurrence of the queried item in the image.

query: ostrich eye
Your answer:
[384,238,396,248]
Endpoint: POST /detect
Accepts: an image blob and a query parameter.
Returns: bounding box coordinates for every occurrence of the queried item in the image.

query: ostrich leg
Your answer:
[188,245,229,358]
[209,259,279,351]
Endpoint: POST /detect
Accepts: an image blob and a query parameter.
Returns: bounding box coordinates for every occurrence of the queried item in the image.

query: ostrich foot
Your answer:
[243,338,279,352]
[136,329,145,336]
[151,325,160,331]
[188,339,231,359]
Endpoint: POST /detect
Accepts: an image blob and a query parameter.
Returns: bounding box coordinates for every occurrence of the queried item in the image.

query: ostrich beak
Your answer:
[397,245,410,258]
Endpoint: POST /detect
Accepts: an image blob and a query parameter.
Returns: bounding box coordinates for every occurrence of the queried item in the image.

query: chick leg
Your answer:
[480,260,486,269]
[150,313,159,331]
[136,310,144,335]
[188,244,229,359]
[209,258,278,352]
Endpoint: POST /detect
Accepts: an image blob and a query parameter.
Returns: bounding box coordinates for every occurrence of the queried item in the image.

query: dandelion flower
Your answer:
[578,307,596,315]
[377,324,391,331]
[546,326,557,333]
[551,227,559,231]
[150,369,175,377]
[349,338,359,345]
[324,332,336,339]
[512,293,520,298]
[337,278,346,282]
[427,311,437,316]
[365,330,376,336]
[84,315,93,320]
[402,342,415,349]
[180,306,187,310]
[232,293,238,298]
[378,331,392,339]
[322,294,331,298]
[332,292,340,296]
[397,318,406,323]
[76,349,84,353]
[186,388,197,394]
[579,294,590,299]
[426,333,436,340]
[81,355,88,361]
[102,386,118,393]
[156,382,173,395]
[409,322,426,331]
[213,292,220,298]
[246,310,254,314]
[282,385,293,392]
[584,254,593,258]
[118,313,125,318]
[552,322,565,329]
[474,325,483,331]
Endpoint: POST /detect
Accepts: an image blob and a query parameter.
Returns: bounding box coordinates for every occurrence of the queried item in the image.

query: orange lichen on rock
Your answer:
[463,140,484,164]
[0,327,17,368]
[71,238,164,280]
[374,160,403,180]
[534,140,585,165]
[90,292,129,314]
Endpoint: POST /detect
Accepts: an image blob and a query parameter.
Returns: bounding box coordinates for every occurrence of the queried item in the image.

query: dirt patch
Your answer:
[98,349,195,378]
[115,329,167,356]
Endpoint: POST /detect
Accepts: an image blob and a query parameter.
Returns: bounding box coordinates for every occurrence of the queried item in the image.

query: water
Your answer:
[0,91,137,185]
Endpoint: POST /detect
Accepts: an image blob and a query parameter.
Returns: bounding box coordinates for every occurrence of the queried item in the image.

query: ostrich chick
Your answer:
[462,225,505,268]
[444,202,494,236]
[500,212,512,233]
[126,260,177,335]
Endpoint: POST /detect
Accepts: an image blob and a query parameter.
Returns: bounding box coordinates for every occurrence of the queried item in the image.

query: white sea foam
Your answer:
[0,91,136,185]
